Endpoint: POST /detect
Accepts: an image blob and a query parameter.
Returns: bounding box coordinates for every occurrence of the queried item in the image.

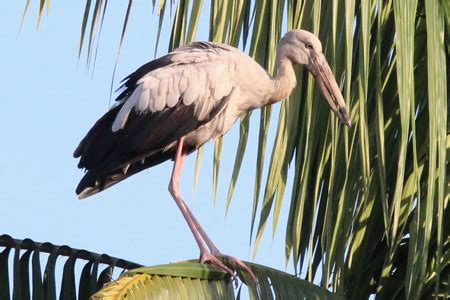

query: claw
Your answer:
[201,252,239,286]
[200,252,258,287]
[220,255,258,283]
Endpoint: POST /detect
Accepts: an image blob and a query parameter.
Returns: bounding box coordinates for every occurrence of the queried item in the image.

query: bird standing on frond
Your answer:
[74,29,351,282]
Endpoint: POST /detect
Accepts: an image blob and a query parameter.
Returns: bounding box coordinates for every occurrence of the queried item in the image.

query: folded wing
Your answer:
[74,42,236,198]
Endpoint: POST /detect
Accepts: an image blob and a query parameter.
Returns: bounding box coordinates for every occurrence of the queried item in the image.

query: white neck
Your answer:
[271,56,297,102]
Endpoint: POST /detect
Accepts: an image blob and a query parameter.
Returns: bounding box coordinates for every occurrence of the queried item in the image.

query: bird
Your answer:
[74,29,351,282]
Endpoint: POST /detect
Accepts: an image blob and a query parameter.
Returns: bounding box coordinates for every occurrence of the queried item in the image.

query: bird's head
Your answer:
[278,30,352,126]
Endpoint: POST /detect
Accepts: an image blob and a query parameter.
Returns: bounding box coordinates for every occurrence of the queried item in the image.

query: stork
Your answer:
[74,29,351,282]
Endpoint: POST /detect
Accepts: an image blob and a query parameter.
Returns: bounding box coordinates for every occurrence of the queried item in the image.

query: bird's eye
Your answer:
[305,42,313,50]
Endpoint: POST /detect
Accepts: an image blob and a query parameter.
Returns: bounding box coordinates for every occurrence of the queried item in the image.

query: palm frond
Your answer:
[93,261,341,300]
[0,234,141,299]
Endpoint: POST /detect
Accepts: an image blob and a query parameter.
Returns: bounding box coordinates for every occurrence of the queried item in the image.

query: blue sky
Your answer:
[0,1,296,285]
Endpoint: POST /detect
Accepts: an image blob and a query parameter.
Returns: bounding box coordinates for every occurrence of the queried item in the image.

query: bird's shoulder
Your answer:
[116,42,241,99]
[174,41,239,54]
[111,42,243,132]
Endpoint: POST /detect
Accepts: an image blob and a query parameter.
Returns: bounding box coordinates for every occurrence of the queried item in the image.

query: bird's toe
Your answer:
[220,255,258,283]
[199,252,257,286]
[200,252,239,286]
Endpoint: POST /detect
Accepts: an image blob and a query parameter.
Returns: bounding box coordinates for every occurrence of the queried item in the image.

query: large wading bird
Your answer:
[74,29,351,281]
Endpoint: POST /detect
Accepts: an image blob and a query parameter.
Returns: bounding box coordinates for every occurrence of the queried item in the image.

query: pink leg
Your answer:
[167,141,241,257]
[187,202,257,283]
[168,143,207,254]
[181,203,221,255]
[184,205,257,282]
[169,148,220,254]
[172,169,256,282]
[168,138,238,279]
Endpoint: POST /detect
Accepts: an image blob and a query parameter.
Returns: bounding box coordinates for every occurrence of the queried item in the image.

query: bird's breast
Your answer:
[183,102,240,149]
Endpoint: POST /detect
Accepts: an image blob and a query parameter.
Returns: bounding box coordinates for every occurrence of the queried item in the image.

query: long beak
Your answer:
[310,54,352,126]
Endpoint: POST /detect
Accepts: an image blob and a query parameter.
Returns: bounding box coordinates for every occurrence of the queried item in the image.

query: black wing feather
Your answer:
[75,95,230,198]
[75,103,197,195]
[115,53,176,101]
[74,104,121,164]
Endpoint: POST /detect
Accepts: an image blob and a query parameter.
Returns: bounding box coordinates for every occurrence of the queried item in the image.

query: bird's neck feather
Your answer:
[271,58,297,102]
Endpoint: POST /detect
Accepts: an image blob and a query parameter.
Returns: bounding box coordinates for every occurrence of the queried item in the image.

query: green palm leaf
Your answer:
[92,261,341,300]
[0,235,141,299]
[92,263,234,299]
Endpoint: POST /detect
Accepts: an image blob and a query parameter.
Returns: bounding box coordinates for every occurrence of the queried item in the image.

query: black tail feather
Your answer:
[76,149,176,199]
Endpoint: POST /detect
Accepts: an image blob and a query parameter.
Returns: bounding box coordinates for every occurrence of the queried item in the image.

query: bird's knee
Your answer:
[168,181,181,198]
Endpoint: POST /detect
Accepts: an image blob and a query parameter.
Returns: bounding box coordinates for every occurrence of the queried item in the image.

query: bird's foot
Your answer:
[219,254,258,283]
[200,252,257,286]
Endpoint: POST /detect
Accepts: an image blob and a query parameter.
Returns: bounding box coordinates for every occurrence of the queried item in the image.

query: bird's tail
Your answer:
[76,150,175,199]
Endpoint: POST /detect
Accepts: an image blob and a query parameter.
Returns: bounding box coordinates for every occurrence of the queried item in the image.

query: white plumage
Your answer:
[112,46,237,132]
